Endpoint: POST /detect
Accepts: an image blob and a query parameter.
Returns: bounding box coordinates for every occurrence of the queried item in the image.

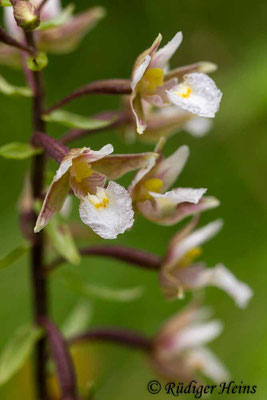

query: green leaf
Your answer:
[38,4,75,30]
[61,302,92,339]
[46,216,81,266]
[44,110,114,130]
[61,271,144,302]
[27,52,48,71]
[0,0,11,7]
[0,324,43,385]
[0,75,32,97]
[0,243,30,270]
[0,142,42,160]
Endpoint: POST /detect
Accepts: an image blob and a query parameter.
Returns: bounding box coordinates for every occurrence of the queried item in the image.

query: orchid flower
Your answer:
[152,303,229,382]
[35,144,157,239]
[0,0,105,66]
[160,218,253,307]
[131,32,222,133]
[129,138,219,225]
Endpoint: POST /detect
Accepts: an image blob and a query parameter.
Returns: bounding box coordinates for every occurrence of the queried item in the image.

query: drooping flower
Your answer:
[129,138,219,225]
[160,217,253,307]
[0,1,105,66]
[152,303,228,382]
[130,32,221,133]
[35,144,157,239]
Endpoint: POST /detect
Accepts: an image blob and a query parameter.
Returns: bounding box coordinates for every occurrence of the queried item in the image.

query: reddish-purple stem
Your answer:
[45,79,132,115]
[69,327,153,352]
[0,26,34,54]
[40,317,78,400]
[46,245,162,273]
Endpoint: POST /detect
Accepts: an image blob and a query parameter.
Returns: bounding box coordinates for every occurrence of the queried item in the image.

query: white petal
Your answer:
[154,145,189,192]
[195,264,253,308]
[55,158,73,181]
[186,347,229,382]
[151,32,183,69]
[174,320,223,352]
[128,154,157,196]
[131,55,151,91]
[184,116,213,137]
[149,187,207,204]
[84,144,114,163]
[79,182,134,239]
[166,73,222,118]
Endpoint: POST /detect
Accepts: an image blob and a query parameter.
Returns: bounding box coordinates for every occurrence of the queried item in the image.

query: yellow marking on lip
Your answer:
[176,86,191,98]
[88,189,109,209]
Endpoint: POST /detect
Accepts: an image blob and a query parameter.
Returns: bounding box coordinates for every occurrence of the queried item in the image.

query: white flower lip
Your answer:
[166,72,222,118]
[79,181,134,239]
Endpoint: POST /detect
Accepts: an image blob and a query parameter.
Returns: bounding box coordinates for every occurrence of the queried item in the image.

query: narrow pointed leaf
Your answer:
[0,243,30,270]
[46,216,81,266]
[0,142,42,159]
[0,324,43,385]
[61,271,144,302]
[0,75,32,97]
[38,4,75,30]
[44,110,114,130]
[62,302,92,339]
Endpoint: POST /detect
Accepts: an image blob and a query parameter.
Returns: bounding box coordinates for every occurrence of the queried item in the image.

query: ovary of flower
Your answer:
[175,85,192,99]
[138,68,164,94]
[178,247,203,268]
[87,187,109,209]
[70,159,93,183]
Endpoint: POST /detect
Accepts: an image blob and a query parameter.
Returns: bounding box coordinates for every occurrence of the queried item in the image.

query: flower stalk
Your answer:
[45,79,132,115]
[24,30,48,400]
[46,245,162,273]
[69,327,152,352]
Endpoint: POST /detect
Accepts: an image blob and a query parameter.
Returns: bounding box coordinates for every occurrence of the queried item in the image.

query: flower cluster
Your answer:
[0,2,254,396]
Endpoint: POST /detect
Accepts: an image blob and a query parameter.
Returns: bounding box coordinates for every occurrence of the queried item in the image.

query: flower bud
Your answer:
[13,1,40,31]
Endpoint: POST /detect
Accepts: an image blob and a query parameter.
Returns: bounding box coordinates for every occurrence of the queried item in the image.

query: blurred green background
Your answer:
[0,0,267,398]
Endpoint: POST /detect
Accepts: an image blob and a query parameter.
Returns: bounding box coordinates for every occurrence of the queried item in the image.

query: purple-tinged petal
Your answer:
[93,152,158,180]
[132,33,162,81]
[165,61,218,81]
[165,219,223,270]
[128,152,158,197]
[38,7,106,54]
[152,145,189,192]
[131,55,151,92]
[130,93,146,134]
[34,172,70,233]
[150,32,183,69]
[137,194,219,226]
